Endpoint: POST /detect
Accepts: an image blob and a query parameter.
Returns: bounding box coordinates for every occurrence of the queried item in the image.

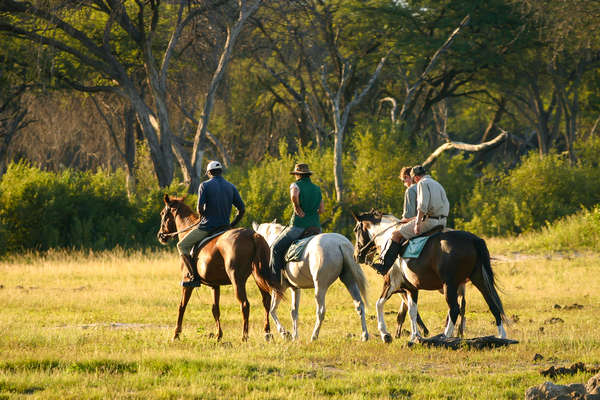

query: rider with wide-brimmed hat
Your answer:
[177,160,245,287]
[269,163,324,283]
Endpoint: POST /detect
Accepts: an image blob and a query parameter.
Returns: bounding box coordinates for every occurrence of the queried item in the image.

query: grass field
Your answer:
[1,241,599,399]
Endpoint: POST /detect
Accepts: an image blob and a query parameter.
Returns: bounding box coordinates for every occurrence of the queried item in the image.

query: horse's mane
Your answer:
[168,196,199,222]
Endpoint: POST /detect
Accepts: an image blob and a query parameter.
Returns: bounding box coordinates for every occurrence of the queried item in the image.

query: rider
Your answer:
[371,165,449,275]
[177,160,245,287]
[269,163,324,283]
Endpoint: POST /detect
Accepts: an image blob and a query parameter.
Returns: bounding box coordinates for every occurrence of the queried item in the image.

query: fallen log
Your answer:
[410,334,519,350]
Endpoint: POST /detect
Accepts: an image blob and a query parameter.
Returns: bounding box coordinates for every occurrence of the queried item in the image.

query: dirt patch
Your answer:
[554,303,584,310]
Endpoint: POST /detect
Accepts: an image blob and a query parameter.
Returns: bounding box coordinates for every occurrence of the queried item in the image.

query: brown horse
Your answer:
[352,209,507,343]
[157,194,280,341]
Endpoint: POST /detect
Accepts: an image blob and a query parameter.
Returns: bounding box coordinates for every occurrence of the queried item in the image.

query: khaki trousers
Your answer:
[177,228,210,256]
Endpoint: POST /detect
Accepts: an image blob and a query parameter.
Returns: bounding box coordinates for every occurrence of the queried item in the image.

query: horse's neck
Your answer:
[176,208,200,240]
[369,215,400,251]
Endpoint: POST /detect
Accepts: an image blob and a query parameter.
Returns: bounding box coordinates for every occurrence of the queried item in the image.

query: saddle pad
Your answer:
[285,236,314,262]
[402,236,430,259]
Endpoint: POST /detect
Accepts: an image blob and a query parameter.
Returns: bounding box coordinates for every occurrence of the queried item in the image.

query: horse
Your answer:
[352,209,507,343]
[157,194,280,341]
[353,212,465,339]
[252,222,369,341]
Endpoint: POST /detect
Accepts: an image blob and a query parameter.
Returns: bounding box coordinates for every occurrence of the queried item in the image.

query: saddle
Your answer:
[398,225,444,258]
[191,225,230,260]
[284,226,321,263]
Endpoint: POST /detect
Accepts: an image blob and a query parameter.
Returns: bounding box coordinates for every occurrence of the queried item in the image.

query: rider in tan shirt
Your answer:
[371,165,449,275]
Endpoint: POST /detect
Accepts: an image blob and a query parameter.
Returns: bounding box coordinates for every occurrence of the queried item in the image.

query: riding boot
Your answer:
[181,254,202,288]
[371,240,403,275]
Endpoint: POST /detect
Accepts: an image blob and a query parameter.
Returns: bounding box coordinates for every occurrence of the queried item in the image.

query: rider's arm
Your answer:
[290,183,305,218]
[230,186,245,227]
[318,199,324,214]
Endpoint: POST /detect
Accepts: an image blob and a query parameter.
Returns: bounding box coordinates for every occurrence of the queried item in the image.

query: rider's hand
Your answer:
[414,222,421,235]
[295,208,305,218]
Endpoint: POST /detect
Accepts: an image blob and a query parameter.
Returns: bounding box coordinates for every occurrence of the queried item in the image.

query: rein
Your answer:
[164,220,201,238]
[357,221,401,255]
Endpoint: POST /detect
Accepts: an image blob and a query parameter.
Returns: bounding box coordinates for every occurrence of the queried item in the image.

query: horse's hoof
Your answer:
[265,332,273,342]
[382,334,392,344]
[282,331,292,341]
[310,336,318,342]
[208,332,215,339]
[361,333,369,342]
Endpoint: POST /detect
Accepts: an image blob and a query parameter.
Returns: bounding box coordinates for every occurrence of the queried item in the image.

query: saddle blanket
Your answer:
[285,236,314,262]
[402,236,430,259]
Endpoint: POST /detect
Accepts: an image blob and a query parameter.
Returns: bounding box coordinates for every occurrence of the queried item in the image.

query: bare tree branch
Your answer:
[422,131,508,169]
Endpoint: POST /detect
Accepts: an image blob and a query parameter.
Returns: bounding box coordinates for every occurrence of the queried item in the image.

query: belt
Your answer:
[427,215,447,220]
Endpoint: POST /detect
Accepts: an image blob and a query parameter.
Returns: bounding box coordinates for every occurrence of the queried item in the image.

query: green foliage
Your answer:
[231,141,341,231]
[458,143,600,236]
[0,161,173,255]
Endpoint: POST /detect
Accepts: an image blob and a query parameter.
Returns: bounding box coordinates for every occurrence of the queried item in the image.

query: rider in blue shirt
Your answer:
[177,161,245,287]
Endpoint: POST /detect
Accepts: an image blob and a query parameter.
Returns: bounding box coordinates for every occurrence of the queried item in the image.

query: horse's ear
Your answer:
[163,193,170,204]
[252,222,259,231]
[350,209,359,222]
[271,218,277,224]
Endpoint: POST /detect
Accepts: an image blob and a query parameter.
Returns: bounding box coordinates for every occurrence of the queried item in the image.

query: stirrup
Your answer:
[181,277,202,287]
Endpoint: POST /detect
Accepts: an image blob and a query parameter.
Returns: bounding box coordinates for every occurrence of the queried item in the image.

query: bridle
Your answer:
[158,204,201,240]
[354,219,402,262]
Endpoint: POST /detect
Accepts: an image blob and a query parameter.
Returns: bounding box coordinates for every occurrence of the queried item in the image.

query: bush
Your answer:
[458,145,600,236]
[0,162,179,254]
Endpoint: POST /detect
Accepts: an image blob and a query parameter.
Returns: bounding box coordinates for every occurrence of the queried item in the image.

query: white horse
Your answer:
[252,222,369,341]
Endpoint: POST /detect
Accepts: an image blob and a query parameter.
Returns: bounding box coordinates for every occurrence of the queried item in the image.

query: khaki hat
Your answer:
[290,163,313,175]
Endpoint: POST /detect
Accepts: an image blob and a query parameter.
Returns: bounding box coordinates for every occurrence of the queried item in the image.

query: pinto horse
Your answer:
[157,194,280,341]
[253,222,369,341]
[352,209,507,343]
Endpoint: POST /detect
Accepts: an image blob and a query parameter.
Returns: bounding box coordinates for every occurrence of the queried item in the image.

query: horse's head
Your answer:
[157,194,187,244]
[252,220,285,247]
[351,208,383,264]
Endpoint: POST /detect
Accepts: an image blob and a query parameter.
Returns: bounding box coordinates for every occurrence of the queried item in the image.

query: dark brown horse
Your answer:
[352,209,507,343]
[157,194,280,341]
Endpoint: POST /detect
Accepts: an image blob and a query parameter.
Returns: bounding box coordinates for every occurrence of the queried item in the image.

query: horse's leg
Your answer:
[173,287,194,340]
[405,290,422,342]
[457,284,466,338]
[443,282,461,338]
[269,289,289,339]
[259,288,272,341]
[310,285,327,342]
[395,296,408,338]
[339,272,368,342]
[376,279,396,343]
[211,286,223,341]
[470,268,507,338]
[291,287,301,340]
[231,278,250,342]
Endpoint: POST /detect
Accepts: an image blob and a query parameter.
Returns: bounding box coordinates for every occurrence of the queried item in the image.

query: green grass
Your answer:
[1,241,599,399]
[487,206,600,254]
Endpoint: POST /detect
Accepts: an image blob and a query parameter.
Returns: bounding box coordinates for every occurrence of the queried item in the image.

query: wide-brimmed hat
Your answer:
[290,163,312,175]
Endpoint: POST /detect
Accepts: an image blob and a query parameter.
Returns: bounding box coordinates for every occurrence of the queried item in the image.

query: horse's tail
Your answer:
[341,241,369,308]
[251,232,285,299]
[474,236,507,324]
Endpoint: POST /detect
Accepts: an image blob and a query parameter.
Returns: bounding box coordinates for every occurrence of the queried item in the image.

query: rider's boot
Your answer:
[181,254,202,288]
[371,240,403,275]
